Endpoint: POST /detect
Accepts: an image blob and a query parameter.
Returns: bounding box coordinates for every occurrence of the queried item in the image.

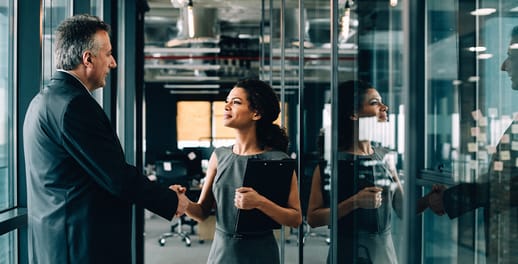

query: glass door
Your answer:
[422,0,518,263]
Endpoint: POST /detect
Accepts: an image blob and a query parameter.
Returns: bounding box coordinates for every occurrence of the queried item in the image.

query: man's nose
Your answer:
[501,58,509,72]
[111,57,118,68]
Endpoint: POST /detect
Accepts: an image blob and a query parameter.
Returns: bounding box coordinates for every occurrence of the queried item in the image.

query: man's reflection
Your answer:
[429,26,518,263]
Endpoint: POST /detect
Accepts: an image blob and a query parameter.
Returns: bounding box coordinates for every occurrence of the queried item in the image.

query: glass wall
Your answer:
[0,232,16,264]
[423,0,518,263]
[42,0,72,85]
[0,0,13,213]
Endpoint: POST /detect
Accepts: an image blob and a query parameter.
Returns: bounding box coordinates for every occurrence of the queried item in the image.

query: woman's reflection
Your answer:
[306,80,431,264]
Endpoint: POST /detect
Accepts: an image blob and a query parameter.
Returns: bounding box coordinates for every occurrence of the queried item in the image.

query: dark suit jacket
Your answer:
[443,121,518,263]
[23,71,179,264]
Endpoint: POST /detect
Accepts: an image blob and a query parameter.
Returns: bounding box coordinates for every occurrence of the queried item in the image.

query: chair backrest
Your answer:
[155,159,189,188]
[181,147,204,180]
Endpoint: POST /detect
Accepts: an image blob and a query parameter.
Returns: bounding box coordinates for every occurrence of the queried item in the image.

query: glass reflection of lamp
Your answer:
[187,0,195,38]
[170,0,189,8]
[339,0,351,43]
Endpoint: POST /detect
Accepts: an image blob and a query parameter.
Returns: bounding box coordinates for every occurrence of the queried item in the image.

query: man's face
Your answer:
[501,37,518,90]
[88,30,117,90]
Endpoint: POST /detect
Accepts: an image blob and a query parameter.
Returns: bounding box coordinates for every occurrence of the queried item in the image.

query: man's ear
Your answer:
[83,52,92,66]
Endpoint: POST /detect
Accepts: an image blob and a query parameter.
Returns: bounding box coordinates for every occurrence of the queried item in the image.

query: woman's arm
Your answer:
[235,171,302,228]
[306,165,331,227]
[307,165,382,228]
[184,152,217,222]
[390,169,404,218]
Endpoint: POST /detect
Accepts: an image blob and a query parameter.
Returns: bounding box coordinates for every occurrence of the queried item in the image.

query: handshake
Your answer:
[170,184,190,217]
[419,184,447,215]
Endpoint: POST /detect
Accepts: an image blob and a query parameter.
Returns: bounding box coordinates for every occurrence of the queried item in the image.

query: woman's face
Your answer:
[357,88,389,122]
[223,87,259,129]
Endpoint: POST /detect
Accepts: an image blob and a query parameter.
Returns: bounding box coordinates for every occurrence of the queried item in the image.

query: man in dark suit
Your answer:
[429,26,518,263]
[23,14,188,264]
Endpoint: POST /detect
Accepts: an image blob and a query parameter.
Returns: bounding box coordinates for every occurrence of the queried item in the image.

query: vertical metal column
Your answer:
[329,0,339,263]
[297,0,305,262]
[402,0,425,263]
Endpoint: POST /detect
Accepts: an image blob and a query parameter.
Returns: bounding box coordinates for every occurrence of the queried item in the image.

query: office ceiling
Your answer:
[143,0,518,84]
[143,0,368,84]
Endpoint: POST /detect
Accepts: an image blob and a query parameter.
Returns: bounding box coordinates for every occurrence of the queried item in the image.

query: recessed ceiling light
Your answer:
[470,8,497,16]
[468,46,487,52]
[477,53,493,60]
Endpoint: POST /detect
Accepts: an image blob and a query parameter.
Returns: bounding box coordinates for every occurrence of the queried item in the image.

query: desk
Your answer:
[198,215,216,241]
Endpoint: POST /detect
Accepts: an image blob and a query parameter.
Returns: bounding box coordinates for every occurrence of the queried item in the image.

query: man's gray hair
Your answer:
[54,14,111,70]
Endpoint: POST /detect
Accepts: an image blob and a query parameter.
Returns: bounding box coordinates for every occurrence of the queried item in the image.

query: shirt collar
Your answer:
[57,69,91,93]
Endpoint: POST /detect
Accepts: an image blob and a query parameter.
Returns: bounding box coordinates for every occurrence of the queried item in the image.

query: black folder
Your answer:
[234,159,296,233]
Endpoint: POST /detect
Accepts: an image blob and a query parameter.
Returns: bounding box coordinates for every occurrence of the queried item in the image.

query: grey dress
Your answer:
[207,146,290,264]
[324,147,399,264]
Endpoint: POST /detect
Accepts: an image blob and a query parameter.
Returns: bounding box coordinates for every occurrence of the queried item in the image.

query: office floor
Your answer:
[144,212,330,264]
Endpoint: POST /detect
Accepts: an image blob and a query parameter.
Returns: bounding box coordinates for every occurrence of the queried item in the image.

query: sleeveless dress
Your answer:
[323,147,399,264]
[207,146,290,264]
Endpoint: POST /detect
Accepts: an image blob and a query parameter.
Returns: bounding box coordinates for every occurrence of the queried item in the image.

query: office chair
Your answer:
[181,147,204,181]
[155,159,193,247]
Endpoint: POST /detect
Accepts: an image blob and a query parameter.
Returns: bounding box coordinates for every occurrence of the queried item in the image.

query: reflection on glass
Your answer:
[308,81,410,263]
[0,0,11,211]
[424,0,518,262]
[0,231,16,264]
[91,0,104,19]
[42,0,71,85]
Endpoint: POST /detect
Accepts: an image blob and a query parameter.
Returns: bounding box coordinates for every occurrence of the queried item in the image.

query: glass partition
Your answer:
[0,0,13,212]
[302,1,406,263]
[0,231,16,264]
[42,0,72,86]
[423,0,518,263]
[142,0,408,263]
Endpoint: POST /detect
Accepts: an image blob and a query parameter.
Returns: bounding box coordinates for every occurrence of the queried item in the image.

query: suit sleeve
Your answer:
[443,182,488,219]
[61,95,178,220]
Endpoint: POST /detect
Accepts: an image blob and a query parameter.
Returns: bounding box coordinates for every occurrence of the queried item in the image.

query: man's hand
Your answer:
[428,184,446,215]
[169,185,189,217]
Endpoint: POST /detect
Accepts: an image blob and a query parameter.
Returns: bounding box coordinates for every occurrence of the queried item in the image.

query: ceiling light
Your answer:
[468,46,487,52]
[339,0,351,43]
[187,0,195,38]
[511,6,518,12]
[170,0,189,8]
[477,53,493,60]
[470,8,496,16]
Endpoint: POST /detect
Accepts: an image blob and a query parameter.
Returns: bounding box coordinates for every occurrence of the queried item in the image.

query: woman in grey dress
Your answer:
[179,79,302,264]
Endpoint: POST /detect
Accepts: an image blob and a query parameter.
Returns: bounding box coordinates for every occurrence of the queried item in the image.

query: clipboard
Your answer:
[234,158,296,233]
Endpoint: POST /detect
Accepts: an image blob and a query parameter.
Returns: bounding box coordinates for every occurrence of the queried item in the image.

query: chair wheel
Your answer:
[158,238,166,246]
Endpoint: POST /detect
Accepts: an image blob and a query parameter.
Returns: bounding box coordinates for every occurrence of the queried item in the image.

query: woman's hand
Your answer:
[353,186,383,209]
[234,187,263,210]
